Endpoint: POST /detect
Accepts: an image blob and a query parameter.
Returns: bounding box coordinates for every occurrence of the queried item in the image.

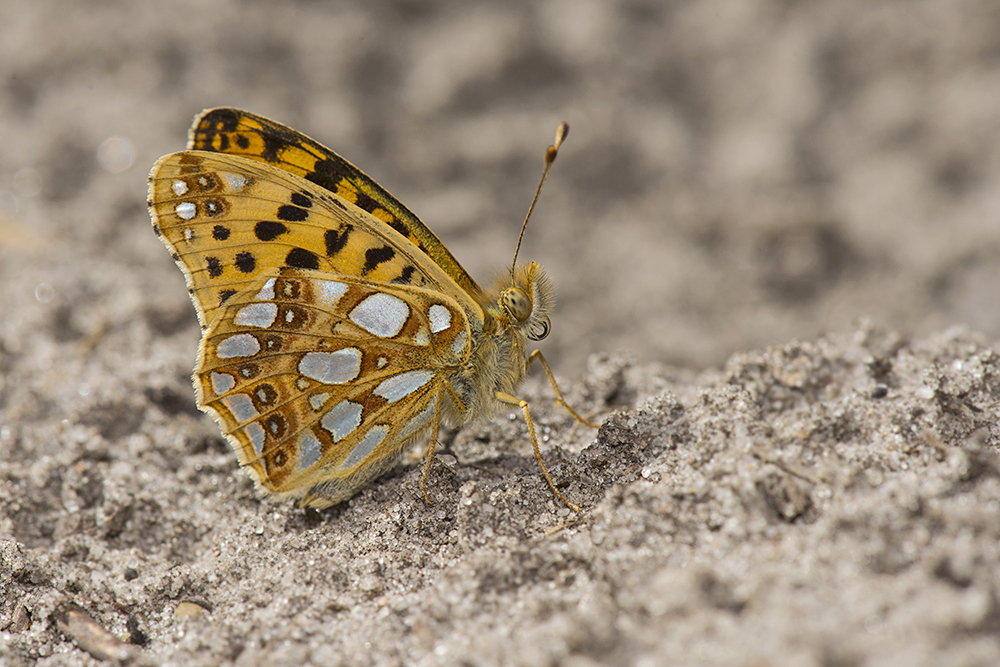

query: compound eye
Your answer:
[528,317,550,341]
[501,288,532,322]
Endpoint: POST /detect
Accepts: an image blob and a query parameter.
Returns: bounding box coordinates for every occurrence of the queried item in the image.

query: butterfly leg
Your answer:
[494,391,581,513]
[527,350,600,429]
[419,385,446,506]
[419,381,469,505]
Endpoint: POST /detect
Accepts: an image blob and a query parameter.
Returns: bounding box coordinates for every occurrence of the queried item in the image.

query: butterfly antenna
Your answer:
[510,121,569,276]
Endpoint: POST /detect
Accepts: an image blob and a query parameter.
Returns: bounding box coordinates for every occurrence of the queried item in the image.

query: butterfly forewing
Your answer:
[194,268,472,505]
[188,108,483,301]
[149,150,484,330]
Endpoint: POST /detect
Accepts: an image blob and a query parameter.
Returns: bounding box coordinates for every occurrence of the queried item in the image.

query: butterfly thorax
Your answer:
[446,261,554,425]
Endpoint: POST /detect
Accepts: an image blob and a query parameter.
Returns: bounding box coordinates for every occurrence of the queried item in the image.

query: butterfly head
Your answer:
[496,261,554,342]
[495,123,567,344]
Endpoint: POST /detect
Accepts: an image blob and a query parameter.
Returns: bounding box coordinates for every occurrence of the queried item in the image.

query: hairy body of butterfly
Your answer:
[148,108,592,510]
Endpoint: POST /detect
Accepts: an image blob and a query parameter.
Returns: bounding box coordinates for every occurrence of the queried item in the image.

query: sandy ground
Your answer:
[2,1,1000,665]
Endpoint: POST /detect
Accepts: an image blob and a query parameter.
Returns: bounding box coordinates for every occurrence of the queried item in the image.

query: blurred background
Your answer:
[2,0,1000,380]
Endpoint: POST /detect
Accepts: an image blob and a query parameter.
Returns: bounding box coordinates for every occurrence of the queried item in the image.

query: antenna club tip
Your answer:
[554,121,569,148]
[547,122,569,164]
[512,121,570,270]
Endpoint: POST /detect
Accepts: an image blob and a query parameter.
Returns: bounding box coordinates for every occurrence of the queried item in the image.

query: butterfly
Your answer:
[147,108,597,511]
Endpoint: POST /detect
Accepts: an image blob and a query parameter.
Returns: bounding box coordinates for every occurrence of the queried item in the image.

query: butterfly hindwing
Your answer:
[189,107,483,301]
[149,150,483,329]
[194,268,472,506]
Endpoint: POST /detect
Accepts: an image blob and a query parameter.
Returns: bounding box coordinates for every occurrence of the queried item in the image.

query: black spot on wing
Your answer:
[255,221,288,241]
[207,108,240,132]
[236,134,250,149]
[219,289,236,304]
[291,192,313,208]
[266,414,287,440]
[193,109,237,152]
[275,277,302,299]
[239,362,260,379]
[193,172,219,192]
[305,160,340,192]
[235,252,256,273]
[271,449,286,469]
[206,256,223,278]
[285,248,319,269]
[212,225,231,241]
[387,219,411,239]
[391,265,415,284]
[325,225,352,256]
[261,333,283,352]
[277,204,309,222]
[204,198,226,217]
[252,383,278,410]
[280,305,310,330]
[353,191,376,213]
[362,246,395,275]
[261,135,283,162]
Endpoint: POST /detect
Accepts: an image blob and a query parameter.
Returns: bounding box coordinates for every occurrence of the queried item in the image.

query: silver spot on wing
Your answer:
[217,333,260,359]
[320,401,363,442]
[341,425,388,469]
[210,372,235,395]
[234,302,278,328]
[297,429,323,471]
[373,370,434,404]
[349,293,409,338]
[299,348,362,384]
[222,393,258,423]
